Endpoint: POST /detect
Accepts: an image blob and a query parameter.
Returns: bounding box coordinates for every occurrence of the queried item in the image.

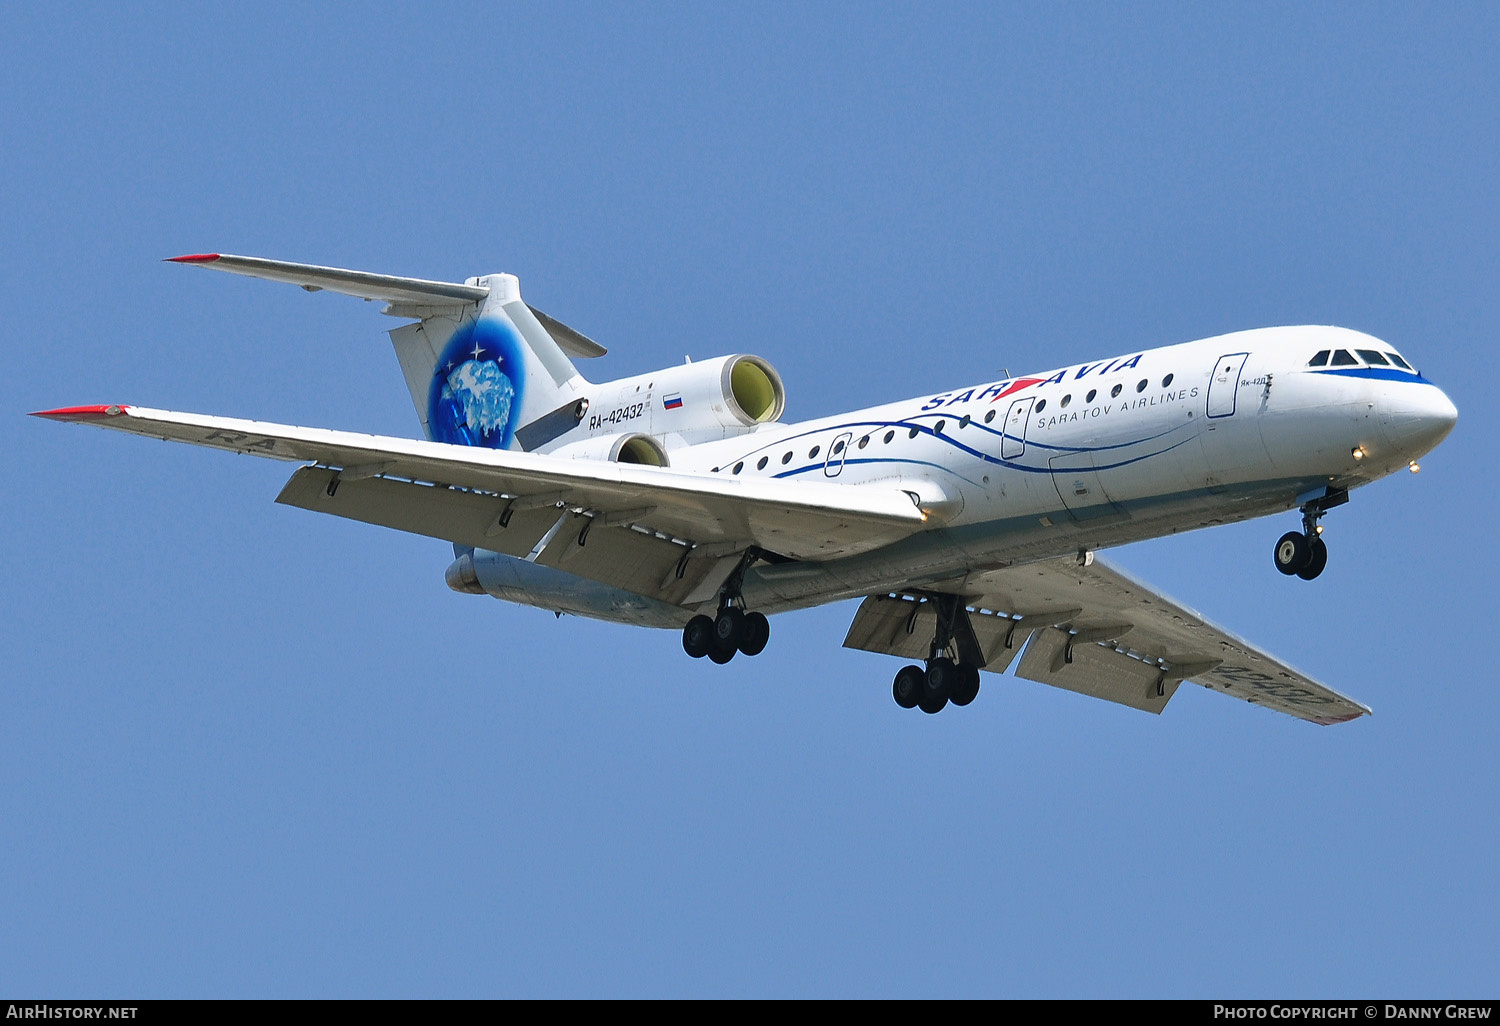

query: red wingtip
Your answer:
[31,404,130,421]
[165,253,221,263]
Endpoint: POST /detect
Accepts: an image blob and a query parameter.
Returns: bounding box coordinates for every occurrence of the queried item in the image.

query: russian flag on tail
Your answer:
[663,393,683,410]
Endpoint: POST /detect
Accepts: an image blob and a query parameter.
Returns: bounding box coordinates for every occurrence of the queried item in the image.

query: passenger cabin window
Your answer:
[1330,349,1357,366]
[984,410,996,424]
[1358,350,1390,366]
[757,456,768,470]
[1308,350,1330,367]
[809,445,820,458]
[1387,352,1413,370]
[781,451,792,464]
[1035,399,1047,412]
[1110,384,1122,398]
[733,462,743,474]
[884,430,894,443]
[1085,389,1096,403]
[1162,373,1174,387]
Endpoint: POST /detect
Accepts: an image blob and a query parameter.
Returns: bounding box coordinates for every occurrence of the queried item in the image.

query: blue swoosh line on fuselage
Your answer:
[728,412,1189,479]
[773,456,984,485]
[773,433,1197,481]
[1310,367,1433,384]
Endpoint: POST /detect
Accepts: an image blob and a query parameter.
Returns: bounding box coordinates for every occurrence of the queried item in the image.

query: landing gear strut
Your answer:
[891,593,985,714]
[1273,487,1345,581]
[681,548,771,663]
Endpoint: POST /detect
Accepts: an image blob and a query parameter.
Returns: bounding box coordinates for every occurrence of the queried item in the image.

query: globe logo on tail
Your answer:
[426,317,526,448]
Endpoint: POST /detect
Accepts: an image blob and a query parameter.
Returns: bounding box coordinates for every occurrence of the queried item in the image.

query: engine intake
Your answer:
[549,431,671,466]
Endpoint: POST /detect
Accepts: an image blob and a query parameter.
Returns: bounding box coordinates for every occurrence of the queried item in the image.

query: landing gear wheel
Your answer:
[918,692,948,714]
[892,665,924,709]
[949,663,981,707]
[713,607,746,650]
[924,658,956,705]
[682,615,714,658]
[707,640,736,664]
[739,611,770,656]
[1274,531,1310,575]
[1297,537,1328,581]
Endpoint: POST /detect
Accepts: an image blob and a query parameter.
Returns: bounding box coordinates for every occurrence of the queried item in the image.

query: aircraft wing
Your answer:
[34,405,926,570]
[166,253,607,357]
[844,555,1370,725]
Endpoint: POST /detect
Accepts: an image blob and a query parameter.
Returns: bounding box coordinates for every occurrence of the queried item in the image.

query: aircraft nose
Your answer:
[1379,382,1458,458]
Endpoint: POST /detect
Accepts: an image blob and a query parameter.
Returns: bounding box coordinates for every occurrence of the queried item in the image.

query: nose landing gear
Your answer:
[1273,487,1346,581]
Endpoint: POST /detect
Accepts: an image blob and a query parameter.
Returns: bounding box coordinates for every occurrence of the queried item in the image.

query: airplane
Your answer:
[35,254,1458,723]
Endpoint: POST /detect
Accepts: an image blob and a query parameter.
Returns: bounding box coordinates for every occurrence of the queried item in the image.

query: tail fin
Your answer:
[167,254,605,451]
[389,274,592,450]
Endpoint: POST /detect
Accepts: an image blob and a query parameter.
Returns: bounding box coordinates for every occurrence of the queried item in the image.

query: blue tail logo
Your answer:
[427,316,527,447]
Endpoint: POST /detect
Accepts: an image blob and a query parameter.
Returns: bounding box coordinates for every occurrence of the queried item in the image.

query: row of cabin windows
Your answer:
[1308,348,1413,370]
[1033,374,1174,414]
[711,374,1180,475]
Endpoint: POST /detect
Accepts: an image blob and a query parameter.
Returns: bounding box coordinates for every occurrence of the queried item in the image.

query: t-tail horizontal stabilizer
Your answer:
[166,253,606,358]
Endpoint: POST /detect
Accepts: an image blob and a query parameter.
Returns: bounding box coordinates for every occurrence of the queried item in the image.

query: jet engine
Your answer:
[559,354,786,448]
[548,430,672,466]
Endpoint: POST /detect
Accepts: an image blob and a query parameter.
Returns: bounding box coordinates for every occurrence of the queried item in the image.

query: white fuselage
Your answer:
[653,325,1455,613]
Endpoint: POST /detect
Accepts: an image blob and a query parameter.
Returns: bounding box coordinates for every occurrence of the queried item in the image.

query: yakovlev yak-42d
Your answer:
[39,255,1457,721]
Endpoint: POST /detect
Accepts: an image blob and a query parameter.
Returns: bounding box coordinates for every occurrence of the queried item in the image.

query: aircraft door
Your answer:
[1207,352,1250,418]
[824,431,853,477]
[1001,397,1034,459]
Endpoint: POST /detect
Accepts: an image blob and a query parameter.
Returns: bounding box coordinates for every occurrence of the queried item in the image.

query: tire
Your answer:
[713,607,746,649]
[949,664,982,707]
[924,658,955,702]
[739,611,770,656]
[707,640,736,664]
[892,665,924,709]
[918,692,948,714]
[682,615,714,658]
[1297,537,1328,580]
[1274,531,1310,575]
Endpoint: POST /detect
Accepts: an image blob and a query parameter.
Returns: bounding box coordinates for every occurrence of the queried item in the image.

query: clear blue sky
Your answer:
[3,2,1496,997]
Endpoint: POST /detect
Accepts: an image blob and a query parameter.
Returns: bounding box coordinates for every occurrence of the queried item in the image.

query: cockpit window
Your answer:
[1308,350,1330,367]
[1330,349,1358,366]
[1387,352,1413,370]
[1357,349,1390,366]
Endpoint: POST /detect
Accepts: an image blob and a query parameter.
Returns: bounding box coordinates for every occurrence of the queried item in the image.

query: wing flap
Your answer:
[37,404,927,562]
[912,556,1370,724]
[1014,626,1179,714]
[841,593,1032,673]
[276,466,733,605]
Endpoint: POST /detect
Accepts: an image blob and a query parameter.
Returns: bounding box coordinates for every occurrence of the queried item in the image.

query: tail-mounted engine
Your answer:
[562,354,786,449]
[548,430,672,466]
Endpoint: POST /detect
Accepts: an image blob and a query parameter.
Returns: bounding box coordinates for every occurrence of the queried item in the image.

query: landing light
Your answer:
[1351,446,1365,460]
[1315,524,1324,535]
[1409,461,1420,473]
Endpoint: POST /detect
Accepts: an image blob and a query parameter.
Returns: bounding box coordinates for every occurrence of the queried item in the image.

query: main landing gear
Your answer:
[682,606,770,663]
[890,593,985,715]
[1273,487,1347,581]
[681,549,771,664]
